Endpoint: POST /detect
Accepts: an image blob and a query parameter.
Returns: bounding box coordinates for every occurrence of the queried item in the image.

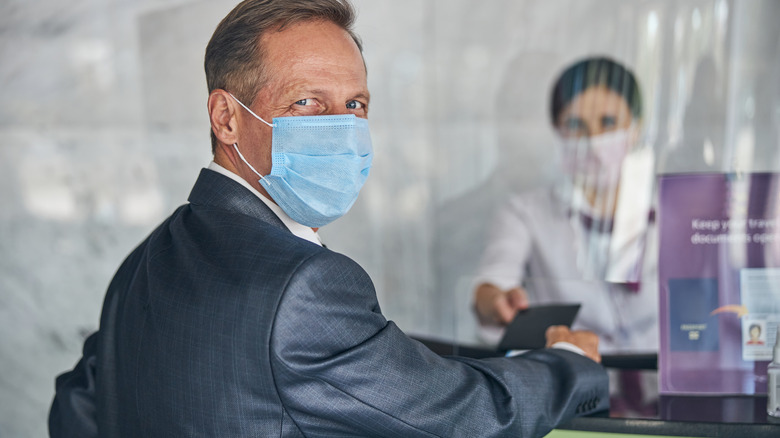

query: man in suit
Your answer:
[49,0,609,436]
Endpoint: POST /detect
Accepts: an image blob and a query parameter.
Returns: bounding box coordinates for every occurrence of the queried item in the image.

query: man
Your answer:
[49,1,609,436]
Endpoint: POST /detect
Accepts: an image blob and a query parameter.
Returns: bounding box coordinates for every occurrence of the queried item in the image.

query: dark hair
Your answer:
[749,324,761,334]
[204,0,362,153]
[549,56,642,127]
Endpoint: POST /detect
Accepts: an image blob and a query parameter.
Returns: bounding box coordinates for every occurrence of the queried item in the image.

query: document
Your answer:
[498,304,580,351]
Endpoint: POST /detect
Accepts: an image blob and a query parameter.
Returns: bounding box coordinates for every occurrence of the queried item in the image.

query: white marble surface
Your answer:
[1,0,779,436]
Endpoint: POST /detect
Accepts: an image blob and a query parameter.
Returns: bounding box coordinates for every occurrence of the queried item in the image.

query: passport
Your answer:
[498,304,581,351]
[668,277,720,352]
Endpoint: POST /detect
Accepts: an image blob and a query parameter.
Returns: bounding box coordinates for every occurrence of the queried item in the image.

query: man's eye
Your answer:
[346,100,364,110]
[295,99,312,106]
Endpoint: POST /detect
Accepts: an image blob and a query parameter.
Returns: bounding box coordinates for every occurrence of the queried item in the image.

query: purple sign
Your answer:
[658,173,780,395]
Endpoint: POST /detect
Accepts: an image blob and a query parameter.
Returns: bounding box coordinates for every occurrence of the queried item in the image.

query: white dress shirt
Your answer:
[207,161,322,247]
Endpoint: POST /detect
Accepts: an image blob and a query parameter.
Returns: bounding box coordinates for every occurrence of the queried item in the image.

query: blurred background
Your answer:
[1,0,779,436]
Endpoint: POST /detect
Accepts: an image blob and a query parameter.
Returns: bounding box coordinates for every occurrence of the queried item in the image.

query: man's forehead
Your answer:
[259,21,368,98]
[260,19,362,61]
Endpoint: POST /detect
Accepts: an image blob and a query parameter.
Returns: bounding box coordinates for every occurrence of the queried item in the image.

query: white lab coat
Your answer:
[475,185,659,353]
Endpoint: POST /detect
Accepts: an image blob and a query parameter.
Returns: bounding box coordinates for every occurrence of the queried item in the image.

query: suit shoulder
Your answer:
[173,202,324,256]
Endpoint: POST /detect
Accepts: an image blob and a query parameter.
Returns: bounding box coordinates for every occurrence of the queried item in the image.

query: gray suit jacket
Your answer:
[50,169,608,437]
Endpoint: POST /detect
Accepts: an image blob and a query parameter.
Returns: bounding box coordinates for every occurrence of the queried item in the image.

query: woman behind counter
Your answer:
[473,56,658,355]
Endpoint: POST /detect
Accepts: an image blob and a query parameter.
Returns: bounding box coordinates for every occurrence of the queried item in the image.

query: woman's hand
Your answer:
[474,283,529,325]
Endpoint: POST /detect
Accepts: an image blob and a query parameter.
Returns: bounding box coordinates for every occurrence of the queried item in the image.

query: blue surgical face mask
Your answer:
[229,93,373,228]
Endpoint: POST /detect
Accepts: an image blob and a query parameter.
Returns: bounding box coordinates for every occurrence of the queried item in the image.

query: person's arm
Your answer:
[272,252,608,438]
[49,332,99,438]
[473,197,535,327]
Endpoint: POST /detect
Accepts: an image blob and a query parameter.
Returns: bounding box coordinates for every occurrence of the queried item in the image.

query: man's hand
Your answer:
[545,325,601,363]
[474,283,529,325]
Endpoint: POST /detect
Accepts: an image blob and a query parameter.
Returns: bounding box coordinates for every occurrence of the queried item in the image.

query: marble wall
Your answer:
[1,0,779,436]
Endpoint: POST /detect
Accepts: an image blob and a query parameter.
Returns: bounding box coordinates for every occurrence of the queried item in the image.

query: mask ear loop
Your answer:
[227,92,275,128]
[233,143,272,186]
[227,91,275,186]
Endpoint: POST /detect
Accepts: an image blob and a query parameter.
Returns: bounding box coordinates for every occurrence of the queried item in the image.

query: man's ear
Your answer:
[208,89,238,147]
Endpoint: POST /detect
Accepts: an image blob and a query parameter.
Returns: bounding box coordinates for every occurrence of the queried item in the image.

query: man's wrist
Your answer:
[550,341,586,356]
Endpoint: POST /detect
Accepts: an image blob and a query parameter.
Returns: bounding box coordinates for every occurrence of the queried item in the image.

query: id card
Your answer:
[498,304,581,351]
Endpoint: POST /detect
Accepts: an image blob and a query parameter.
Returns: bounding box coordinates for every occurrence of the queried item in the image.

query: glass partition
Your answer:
[421,0,780,352]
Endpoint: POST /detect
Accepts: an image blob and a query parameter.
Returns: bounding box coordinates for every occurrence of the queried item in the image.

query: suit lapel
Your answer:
[187,168,289,232]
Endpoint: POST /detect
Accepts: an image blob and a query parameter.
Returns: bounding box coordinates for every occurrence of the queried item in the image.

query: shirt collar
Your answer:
[207,161,322,246]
